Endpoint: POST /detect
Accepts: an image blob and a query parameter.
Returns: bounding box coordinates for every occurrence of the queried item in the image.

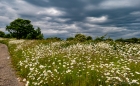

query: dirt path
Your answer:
[0,43,24,86]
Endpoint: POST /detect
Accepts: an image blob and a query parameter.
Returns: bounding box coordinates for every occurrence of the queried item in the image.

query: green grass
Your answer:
[0,38,140,86]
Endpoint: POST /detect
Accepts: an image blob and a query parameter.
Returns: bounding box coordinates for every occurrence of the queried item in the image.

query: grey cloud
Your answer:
[0,0,140,39]
[24,0,50,7]
[99,0,140,9]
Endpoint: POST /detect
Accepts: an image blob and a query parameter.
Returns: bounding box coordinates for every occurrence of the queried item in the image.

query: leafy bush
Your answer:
[0,31,5,37]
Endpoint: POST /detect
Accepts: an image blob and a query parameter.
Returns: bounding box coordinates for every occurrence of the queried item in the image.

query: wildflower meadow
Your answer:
[0,38,140,86]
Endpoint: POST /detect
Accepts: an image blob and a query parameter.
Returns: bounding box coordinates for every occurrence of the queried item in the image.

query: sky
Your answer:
[0,0,140,39]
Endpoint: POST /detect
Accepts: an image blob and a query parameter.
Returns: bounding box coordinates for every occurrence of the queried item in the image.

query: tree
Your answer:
[86,36,92,40]
[26,27,44,39]
[75,34,87,42]
[46,37,61,41]
[6,18,42,39]
[125,38,138,43]
[35,27,44,39]
[115,38,124,42]
[0,31,5,37]
[94,35,107,42]
[5,34,12,38]
[66,37,74,41]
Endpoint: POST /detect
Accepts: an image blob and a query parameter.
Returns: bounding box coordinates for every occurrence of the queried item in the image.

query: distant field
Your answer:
[0,38,140,86]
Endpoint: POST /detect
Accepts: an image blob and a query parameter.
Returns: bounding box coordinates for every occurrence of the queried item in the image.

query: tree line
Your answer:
[0,18,140,43]
[66,34,140,43]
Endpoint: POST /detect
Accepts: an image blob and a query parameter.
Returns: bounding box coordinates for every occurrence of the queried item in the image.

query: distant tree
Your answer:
[127,38,138,43]
[35,27,44,39]
[6,18,43,39]
[26,27,44,39]
[66,34,93,42]
[66,37,74,41]
[0,31,5,37]
[105,37,113,41]
[131,38,138,43]
[138,38,140,43]
[46,37,61,41]
[86,36,92,40]
[115,38,140,43]
[94,36,105,42]
[75,34,86,42]
[4,34,12,38]
[115,38,124,42]
[94,34,108,42]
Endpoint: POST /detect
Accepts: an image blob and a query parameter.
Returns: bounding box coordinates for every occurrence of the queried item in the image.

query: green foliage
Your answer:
[115,38,140,43]
[66,34,114,43]
[0,30,5,37]
[6,18,44,39]
[86,36,92,40]
[105,37,113,41]
[75,33,87,42]
[4,34,13,38]
[66,37,74,41]
[35,27,44,39]
[94,35,106,42]
[125,38,139,43]
[94,35,114,42]
[115,38,124,42]
[46,37,62,41]
[67,34,93,42]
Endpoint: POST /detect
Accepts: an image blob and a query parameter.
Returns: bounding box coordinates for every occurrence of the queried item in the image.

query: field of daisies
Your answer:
[0,38,140,86]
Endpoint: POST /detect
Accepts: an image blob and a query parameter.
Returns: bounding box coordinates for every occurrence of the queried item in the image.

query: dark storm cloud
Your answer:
[23,0,50,7]
[0,0,140,39]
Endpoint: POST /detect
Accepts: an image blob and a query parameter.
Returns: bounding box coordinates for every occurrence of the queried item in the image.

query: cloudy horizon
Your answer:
[0,0,140,39]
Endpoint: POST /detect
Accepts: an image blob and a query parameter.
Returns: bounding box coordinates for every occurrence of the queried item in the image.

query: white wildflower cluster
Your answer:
[96,42,110,49]
[0,37,6,40]
[9,39,25,44]
[15,41,140,86]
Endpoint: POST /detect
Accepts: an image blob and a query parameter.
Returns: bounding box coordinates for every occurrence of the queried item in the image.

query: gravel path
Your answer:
[0,43,24,86]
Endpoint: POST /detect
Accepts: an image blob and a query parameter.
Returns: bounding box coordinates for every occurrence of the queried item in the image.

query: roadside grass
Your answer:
[0,38,140,86]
